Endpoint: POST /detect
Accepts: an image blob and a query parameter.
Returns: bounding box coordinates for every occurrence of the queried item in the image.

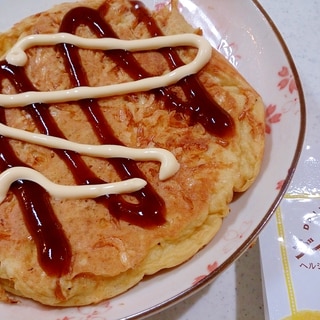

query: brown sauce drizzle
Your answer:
[0,2,234,277]
[130,1,234,137]
[0,65,71,277]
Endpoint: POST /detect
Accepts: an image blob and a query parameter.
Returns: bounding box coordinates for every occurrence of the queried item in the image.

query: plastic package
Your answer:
[260,193,320,319]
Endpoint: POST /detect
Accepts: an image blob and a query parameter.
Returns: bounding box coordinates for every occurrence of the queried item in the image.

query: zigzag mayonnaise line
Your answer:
[0,167,147,203]
[0,32,197,201]
[0,124,180,181]
[2,33,212,107]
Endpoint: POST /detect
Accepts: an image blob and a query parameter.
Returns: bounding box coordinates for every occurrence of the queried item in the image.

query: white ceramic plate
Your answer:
[0,0,305,319]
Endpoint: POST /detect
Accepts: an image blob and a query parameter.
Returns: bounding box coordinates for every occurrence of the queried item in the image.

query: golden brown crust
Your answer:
[0,0,265,306]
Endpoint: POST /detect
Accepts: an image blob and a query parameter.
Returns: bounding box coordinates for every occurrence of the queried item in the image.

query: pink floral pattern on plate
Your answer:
[55,30,301,320]
[278,66,297,94]
[192,261,219,285]
[266,66,298,134]
[0,1,304,319]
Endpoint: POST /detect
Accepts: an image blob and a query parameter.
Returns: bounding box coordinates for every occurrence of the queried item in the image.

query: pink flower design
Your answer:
[265,104,282,134]
[277,66,297,93]
[155,2,167,11]
[192,261,219,285]
[276,179,285,190]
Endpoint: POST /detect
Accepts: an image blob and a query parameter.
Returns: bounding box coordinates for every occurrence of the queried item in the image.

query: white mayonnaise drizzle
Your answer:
[0,167,147,203]
[3,33,212,107]
[0,32,211,201]
[0,123,180,202]
[0,123,180,181]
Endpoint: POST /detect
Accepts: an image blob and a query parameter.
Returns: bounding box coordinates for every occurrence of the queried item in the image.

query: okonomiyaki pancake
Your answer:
[0,0,265,306]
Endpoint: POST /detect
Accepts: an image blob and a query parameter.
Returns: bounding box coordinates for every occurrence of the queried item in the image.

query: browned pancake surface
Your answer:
[0,0,265,306]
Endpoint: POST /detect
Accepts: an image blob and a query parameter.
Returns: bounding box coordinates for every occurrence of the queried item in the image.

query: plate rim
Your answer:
[0,0,306,319]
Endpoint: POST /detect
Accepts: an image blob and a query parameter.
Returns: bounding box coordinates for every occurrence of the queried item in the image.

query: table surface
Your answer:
[147,0,320,319]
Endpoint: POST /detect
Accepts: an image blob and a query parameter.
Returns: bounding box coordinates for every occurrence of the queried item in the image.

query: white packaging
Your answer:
[260,194,320,320]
